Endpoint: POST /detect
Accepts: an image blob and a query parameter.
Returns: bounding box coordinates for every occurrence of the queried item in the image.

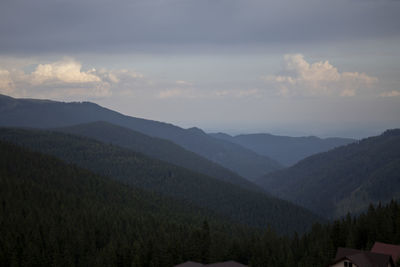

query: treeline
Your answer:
[0,140,254,266]
[214,200,400,266]
[288,201,400,266]
[1,140,400,266]
[57,121,257,191]
[0,128,320,234]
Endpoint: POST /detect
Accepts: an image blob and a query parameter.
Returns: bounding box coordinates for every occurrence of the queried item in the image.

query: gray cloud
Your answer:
[1,0,400,54]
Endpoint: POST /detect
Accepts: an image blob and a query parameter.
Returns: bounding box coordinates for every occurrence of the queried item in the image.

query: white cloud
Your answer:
[265,54,378,97]
[380,90,400,97]
[157,85,261,99]
[157,79,198,99]
[213,88,261,98]
[157,76,263,99]
[98,69,144,85]
[0,69,15,95]
[31,59,101,85]
[175,80,193,86]
[0,58,146,99]
[157,88,197,99]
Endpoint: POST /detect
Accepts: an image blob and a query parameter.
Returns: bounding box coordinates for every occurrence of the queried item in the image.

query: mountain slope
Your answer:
[256,129,400,218]
[0,140,267,266]
[56,121,258,191]
[210,132,355,166]
[0,127,321,234]
[4,139,398,267]
[0,94,281,180]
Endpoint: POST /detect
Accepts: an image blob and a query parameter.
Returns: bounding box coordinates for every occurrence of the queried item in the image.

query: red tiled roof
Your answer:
[371,242,400,262]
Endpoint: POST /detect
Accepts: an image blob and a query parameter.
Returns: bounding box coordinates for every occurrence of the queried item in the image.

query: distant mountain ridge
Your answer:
[0,94,281,180]
[0,127,322,233]
[56,121,258,191]
[255,129,400,219]
[210,132,355,166]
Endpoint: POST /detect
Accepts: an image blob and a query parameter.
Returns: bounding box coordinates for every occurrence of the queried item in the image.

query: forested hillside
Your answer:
[1,142,399,267]
[0,128,319,234]
[0,94,281,180]
[210,132,354,166]
[56,121,256,190]
[257,129,400,218]
[282,201,400,267]
[0,140,266,266]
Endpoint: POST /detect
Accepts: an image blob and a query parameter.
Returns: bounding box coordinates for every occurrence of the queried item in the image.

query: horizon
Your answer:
[1,93,392,139]
[1,0,399,139]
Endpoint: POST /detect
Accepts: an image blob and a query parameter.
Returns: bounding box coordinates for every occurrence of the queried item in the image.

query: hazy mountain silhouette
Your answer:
[256,129,400,218]
[56,121,258,190]
[0,94,281,180]
[0,127,321,233]
[210,132,354,166]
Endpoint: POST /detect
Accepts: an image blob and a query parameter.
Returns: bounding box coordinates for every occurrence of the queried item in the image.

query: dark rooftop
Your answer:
[332,246,394,267]
[175,261,204,267]
[175,261,247,267]
[371,242,400,262]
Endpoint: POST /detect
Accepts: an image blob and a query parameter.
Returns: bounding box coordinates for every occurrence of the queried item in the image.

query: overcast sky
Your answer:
[1,0,400,137]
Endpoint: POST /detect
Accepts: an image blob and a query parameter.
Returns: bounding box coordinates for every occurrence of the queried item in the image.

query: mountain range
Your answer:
[0,94,280,181]
[0,127,321,233]
[1,93,399,223]
[0,139,261,266]
[4,136,398,266]
[56,121,256,190]
[256,129,400,218]
[210,132,354,166]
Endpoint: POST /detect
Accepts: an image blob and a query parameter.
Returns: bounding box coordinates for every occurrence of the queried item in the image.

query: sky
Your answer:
[1,0,400,138]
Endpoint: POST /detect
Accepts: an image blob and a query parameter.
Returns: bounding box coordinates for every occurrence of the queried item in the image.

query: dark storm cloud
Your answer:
[1,0,400,54]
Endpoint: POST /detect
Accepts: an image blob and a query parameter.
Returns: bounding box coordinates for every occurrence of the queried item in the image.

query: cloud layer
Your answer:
[1,0,399,54]
[380,90,400,97]
[0,58,267,100]
[0,56,397,101]
[0,58,144,99]
[265,54,378,97]
[0,70,14,95]
[31,60,101,85]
